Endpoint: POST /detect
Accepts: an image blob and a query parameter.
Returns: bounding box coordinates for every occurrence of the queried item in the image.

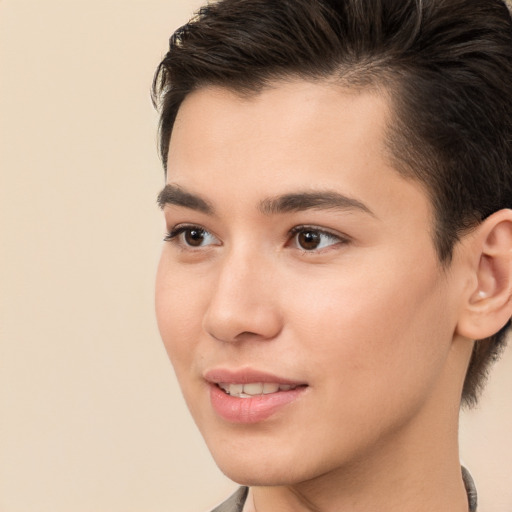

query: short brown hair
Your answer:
[152,0,512,407]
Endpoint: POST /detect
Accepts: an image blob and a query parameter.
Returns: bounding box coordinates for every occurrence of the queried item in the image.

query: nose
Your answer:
[202,250,282,343]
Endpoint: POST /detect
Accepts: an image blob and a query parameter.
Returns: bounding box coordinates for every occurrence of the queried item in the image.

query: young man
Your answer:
[152,0,512,510]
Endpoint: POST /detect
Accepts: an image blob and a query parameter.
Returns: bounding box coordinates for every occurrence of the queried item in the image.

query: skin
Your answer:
[155,80,479,512]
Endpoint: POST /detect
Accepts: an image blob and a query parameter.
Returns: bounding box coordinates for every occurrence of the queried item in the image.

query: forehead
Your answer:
[171,79,392,160]
[167,80,432,229]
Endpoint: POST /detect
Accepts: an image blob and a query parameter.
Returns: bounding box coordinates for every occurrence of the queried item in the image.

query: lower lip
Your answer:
[209,384,307,423]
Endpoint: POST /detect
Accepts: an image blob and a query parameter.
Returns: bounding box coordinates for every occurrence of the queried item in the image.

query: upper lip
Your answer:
[204,367,306,386]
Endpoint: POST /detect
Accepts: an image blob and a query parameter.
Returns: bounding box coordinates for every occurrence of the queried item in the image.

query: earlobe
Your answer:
[457,209,512,340]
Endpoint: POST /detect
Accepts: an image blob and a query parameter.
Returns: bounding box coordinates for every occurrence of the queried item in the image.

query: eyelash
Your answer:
[164,225,218,247]
[164,225,193,242]
[164,224,348,252]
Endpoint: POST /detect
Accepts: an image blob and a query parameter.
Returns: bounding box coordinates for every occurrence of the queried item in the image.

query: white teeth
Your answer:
[218,382,297,397]
[262,383,280,394]
[243,383,263,395]
[229,383,243,395]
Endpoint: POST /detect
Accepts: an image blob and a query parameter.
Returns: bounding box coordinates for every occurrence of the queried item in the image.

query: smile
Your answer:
[217,382,299,397]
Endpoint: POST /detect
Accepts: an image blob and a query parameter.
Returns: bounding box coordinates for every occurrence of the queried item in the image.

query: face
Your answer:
[156,80,464,486]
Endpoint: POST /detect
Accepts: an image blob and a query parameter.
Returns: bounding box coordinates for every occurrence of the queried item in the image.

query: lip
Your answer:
[204,368,305,386]
[204,368,308,423]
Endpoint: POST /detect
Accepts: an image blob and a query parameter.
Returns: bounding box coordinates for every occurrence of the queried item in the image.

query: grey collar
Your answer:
[210,486,248,512]
[462,466,478,512]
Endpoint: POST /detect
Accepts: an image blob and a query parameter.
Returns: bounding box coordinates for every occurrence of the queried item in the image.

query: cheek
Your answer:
[285,255,452,399]
[155,257,208,368]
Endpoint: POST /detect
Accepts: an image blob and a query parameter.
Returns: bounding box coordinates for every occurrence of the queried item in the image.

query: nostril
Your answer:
[207,329,269,343]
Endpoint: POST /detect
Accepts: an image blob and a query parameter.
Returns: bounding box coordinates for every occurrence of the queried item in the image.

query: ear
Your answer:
[456,209,512,340]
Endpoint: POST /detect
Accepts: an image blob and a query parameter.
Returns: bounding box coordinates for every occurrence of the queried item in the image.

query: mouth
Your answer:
[205,369,308,423]
[216,382,303,398]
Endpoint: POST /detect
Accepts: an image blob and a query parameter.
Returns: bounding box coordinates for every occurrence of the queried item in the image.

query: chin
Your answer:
[217,460,304,487]
[205,435,330,488]
[208,444,285,484]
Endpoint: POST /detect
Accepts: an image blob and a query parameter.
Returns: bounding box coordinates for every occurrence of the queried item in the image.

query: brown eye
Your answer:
[290,227,343,251]
[184,228,207,247]
[297,230,321,250]
[165,225,220,248]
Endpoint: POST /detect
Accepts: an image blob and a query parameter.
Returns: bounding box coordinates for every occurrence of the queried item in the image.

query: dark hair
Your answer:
[152,0,512,407]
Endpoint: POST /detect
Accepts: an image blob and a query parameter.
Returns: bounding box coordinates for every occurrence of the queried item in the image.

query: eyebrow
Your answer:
[259,191,375,217]
[157,184,374,217]
[157,184,214,214]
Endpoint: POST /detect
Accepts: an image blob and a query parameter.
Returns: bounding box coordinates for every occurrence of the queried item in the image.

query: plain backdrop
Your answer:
[0,1,510,511]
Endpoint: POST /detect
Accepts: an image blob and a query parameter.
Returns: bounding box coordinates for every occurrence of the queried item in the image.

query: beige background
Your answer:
[0,1,510,511]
